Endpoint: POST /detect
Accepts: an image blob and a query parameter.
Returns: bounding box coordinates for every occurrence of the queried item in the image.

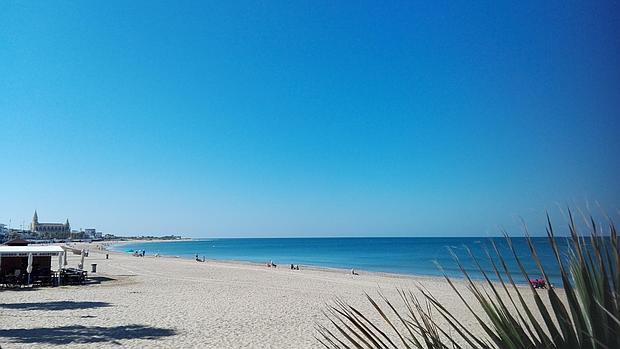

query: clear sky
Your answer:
[1,1,619,237]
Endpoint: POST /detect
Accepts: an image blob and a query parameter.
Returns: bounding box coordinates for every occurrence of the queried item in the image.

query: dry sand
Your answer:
[0,242,554,348]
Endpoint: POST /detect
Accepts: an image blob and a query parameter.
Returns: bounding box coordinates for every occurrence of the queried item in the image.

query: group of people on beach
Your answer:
[529,277,548,289]
[132,249,146,257]
[267,261,301,270]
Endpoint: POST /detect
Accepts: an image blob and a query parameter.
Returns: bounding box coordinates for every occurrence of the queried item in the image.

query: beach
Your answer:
[0,242,554,348]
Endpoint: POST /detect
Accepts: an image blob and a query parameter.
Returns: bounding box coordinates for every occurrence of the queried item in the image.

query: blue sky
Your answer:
[1,1,619,237]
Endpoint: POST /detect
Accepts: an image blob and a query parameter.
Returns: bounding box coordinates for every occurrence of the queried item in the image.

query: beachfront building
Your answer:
[0,239,64,286]
[30,211,71,239]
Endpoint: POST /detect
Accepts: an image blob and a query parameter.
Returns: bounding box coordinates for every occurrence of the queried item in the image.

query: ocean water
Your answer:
[111,237,572,284]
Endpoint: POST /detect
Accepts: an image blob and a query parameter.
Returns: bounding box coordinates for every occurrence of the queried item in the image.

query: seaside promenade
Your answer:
[0,243,555,348]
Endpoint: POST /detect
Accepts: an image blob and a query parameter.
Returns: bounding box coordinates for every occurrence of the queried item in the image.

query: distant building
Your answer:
[70,231,85,240]
[30,211,71,237]
[84,228,102,240]
[0,224,8,243]
[85,228,96,238]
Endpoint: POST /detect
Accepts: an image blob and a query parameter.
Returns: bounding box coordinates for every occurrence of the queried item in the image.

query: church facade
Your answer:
[31,211,71,237]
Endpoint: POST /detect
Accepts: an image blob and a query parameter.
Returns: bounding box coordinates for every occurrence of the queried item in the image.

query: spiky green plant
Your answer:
[317,212,619,348]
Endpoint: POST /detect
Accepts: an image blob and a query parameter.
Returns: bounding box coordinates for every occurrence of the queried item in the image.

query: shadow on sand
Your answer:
[0,286,40,292]
[0,301,111,311]
[84,276,116,285]
[0,325,176,345]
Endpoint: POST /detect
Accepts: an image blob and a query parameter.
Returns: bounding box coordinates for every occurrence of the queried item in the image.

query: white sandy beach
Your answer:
[0,243,555,348]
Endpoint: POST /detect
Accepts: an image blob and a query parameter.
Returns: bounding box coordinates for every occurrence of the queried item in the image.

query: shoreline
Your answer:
[101,239,553,287]
[102,240,449,283]
[68,239,560,289]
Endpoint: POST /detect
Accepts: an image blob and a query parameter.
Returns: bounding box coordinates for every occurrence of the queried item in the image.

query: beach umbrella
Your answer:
[58,252,64,286]
[27,253,33,284]
[80,249,85,269]
[27,253,33,274]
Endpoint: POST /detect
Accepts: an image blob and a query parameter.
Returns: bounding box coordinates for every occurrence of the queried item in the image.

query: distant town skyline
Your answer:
[1,2,619,237]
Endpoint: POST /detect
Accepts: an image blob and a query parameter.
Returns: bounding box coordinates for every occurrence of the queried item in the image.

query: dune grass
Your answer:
[317,211,619,348]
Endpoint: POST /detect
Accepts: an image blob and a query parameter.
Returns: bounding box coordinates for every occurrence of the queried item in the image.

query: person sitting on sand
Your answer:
[529,277,546,289]
[351,269,359,276]
[537,278,546,289]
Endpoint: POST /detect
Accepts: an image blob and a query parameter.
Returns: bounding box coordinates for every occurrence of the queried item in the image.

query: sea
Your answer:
[111,237,576,285]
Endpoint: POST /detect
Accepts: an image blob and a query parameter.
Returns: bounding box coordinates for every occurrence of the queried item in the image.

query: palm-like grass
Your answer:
[317,212,619,348]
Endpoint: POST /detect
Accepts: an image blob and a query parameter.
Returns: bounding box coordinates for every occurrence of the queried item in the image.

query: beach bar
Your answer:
[0,244,64,287]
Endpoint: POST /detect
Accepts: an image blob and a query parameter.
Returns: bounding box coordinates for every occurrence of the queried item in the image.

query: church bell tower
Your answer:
[31,210,39,231]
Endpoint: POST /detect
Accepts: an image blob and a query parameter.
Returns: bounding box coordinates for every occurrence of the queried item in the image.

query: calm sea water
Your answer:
[111,237,572,284]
